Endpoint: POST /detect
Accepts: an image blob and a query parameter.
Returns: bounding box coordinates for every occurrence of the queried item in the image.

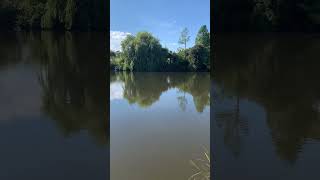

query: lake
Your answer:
[212,34,320,180]
[0,32,109,180]
[7,31,319,180]
[110,72,210,179]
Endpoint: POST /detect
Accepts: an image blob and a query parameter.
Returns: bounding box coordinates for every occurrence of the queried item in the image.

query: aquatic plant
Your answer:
[188,147,210,180]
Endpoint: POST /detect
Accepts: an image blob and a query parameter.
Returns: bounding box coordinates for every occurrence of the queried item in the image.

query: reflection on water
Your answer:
[0,32,108,179]
[110,72,210,180]
[213,34,320,180]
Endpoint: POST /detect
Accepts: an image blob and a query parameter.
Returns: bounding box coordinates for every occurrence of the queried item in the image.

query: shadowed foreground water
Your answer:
[110,72,210,180]
[0,32,109,180]
[212,34,320,180]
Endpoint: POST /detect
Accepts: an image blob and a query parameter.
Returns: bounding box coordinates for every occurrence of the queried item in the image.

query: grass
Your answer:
[188,147,210,180]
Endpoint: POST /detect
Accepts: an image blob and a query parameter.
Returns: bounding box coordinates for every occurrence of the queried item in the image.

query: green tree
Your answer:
[214,0,320,31]
[188,44,209,71]
[121,34,136,71]
[0,0,106,30]
[134,32,165,71]
[178,28,190,60]
[195,25,210,70]
[120,32,167,71]
[195,25,210,48]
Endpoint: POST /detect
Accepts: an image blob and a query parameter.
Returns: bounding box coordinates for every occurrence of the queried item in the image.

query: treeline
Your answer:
[0,0,107,30]
[214,0,320,32]
[110,26,210,72]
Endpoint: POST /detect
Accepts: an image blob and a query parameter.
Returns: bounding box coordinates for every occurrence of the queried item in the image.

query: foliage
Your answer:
[0,0,107,30]
[165,50,189,71]
[178,27,190,60]
[179,27,190,47]
[112,26,210,72]
[214,0,320,31]
[195,25,210,48]
[119,32,167,71]
[188,44,209,71]
[194,25,210,70]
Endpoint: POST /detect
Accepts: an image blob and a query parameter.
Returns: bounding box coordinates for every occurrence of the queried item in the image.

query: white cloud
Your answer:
[110,31,131,51]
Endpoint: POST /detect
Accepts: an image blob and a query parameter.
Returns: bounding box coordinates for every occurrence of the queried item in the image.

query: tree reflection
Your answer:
[0,32,109,145]
[177,94,188,112]
[213,72,249,158]
[33,32,109,145]
[214,34,320,163]
[178,73,210,113]
[111,72,210,113]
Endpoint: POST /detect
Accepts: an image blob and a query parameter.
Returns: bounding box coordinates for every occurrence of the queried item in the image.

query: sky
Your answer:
[110,0,210,52]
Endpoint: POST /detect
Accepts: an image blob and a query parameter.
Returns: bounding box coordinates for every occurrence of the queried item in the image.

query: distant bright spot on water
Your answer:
[110,81,124,100]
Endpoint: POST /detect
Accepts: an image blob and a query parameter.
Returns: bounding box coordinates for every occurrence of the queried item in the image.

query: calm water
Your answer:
[110,72,210,179]
[213,34,320,180]
[0,32,109,179]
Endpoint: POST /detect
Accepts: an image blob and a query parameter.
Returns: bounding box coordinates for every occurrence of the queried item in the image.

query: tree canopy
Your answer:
[214,0,320,32]
[0,0,107,30]
[195,25,210,48]
[178,27,190,48]
[111,26,210,72]
[117,32,167,71]
[178,27,190,61]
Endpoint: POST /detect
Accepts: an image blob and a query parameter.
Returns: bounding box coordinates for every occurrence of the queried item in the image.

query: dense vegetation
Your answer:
[214,0,320,32]
[110,25,210,72]
[0,0,107,30]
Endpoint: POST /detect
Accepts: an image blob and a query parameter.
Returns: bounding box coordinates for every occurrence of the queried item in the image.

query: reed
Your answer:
[188,147,210,180]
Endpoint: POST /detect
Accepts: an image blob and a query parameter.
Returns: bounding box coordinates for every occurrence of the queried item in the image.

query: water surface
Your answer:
[213,34,320,180]
[110,72,210,180]
[0,32,109,180]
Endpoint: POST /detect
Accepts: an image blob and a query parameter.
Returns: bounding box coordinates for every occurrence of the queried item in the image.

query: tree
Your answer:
[120,34,135,71]
[0,0,107,30]
[110,29,210,72]
[178,27,190,60]
[213,0,320,31]
[188,44,209,71]
[195,25,210,48]
[195,25,210,70]
[120,32,167,71]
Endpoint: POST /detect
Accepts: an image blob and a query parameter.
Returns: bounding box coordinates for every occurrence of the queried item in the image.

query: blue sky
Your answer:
[111,0,210,52]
